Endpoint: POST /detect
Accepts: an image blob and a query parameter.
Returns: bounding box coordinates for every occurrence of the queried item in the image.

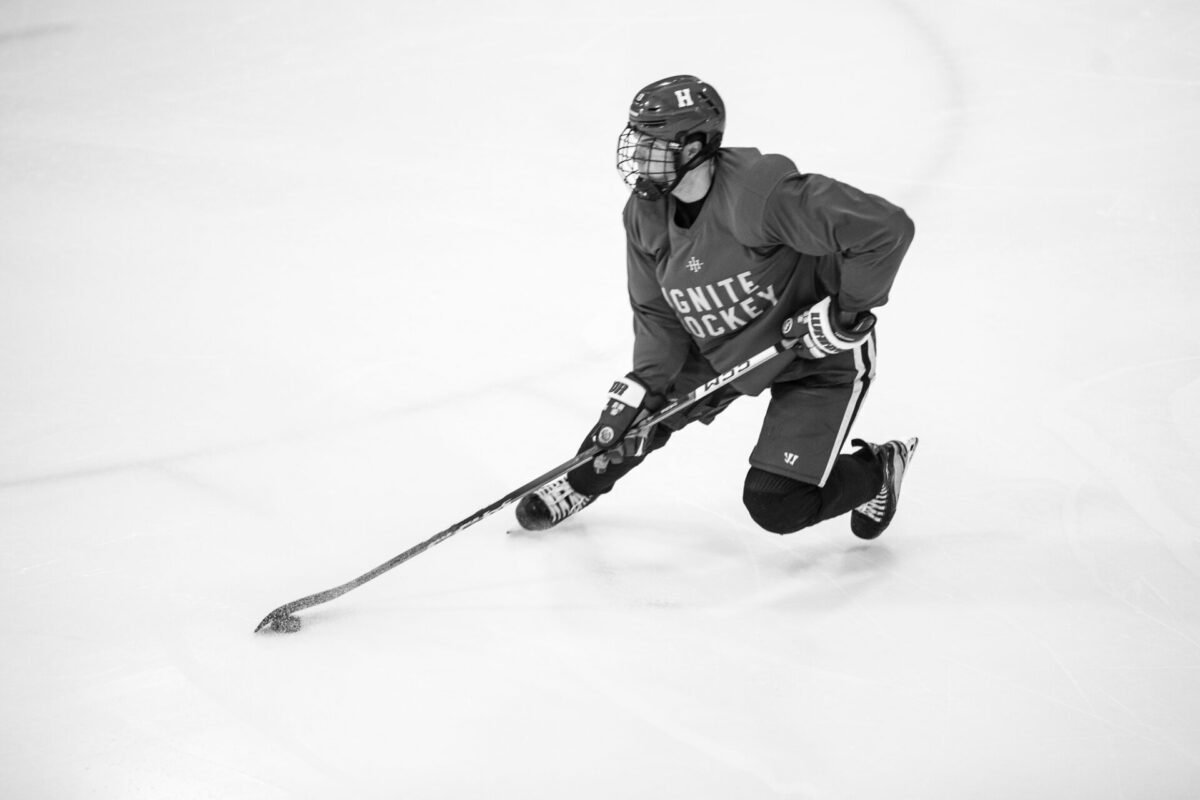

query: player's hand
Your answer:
[588,374,657,472]
[782,296,876,359]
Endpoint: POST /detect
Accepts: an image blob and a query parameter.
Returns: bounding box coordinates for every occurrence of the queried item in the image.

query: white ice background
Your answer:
[3,1,1200,797]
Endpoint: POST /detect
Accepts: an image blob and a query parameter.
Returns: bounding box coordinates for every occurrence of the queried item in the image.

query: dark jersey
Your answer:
[623,147,914,396]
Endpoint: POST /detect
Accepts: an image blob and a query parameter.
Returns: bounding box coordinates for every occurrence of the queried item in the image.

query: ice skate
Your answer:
[515,476,596,531]
[850,437,919,540]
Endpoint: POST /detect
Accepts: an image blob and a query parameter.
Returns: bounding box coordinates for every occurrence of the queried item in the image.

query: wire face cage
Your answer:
[616,125,680,197]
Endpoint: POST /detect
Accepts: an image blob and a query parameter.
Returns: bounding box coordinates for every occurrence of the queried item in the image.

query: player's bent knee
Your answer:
[743,494,820,534]
[742,467,822,534]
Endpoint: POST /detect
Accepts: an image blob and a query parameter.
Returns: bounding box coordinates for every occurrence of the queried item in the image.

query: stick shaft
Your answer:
[254,339,794,631]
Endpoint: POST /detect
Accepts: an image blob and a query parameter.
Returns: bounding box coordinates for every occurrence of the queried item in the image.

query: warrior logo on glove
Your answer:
[595,377,648,445]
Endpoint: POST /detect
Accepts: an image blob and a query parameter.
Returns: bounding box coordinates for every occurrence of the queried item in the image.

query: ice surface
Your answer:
[3,1,1200,798]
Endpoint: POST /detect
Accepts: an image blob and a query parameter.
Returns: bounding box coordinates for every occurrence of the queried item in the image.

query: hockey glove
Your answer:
[782,296,876,359]
[589,374,658,473]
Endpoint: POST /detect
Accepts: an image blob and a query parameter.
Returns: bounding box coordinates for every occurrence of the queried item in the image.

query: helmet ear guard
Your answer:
[615,75,725,200]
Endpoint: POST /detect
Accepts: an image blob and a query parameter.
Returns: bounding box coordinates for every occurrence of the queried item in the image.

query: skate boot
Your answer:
[515,476,596,531]
[850,437,919,540]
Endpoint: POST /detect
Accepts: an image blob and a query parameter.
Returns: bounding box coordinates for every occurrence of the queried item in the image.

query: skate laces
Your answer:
[537,477,593,523]
[856,440,912,521]
[858,491,889,522]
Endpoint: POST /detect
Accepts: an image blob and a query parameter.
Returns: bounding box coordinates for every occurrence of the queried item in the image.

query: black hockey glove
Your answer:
[782,296,876,359]
[588,374,660,473]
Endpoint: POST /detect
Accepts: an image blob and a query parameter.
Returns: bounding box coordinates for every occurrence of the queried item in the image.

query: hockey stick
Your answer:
[254,337,797,633]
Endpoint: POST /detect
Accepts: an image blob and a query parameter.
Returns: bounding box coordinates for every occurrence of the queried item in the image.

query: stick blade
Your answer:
[254,608,289,633]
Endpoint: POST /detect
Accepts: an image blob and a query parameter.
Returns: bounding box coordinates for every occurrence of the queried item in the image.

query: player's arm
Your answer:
[761,171,914,318]
[626,238,691,397]
[584,217,691,461]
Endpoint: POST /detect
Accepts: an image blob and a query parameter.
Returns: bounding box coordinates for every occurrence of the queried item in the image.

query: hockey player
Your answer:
[516,75,918,539]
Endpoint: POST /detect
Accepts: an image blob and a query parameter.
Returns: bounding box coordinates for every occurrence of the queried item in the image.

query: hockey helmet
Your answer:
[616,75,725,199]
